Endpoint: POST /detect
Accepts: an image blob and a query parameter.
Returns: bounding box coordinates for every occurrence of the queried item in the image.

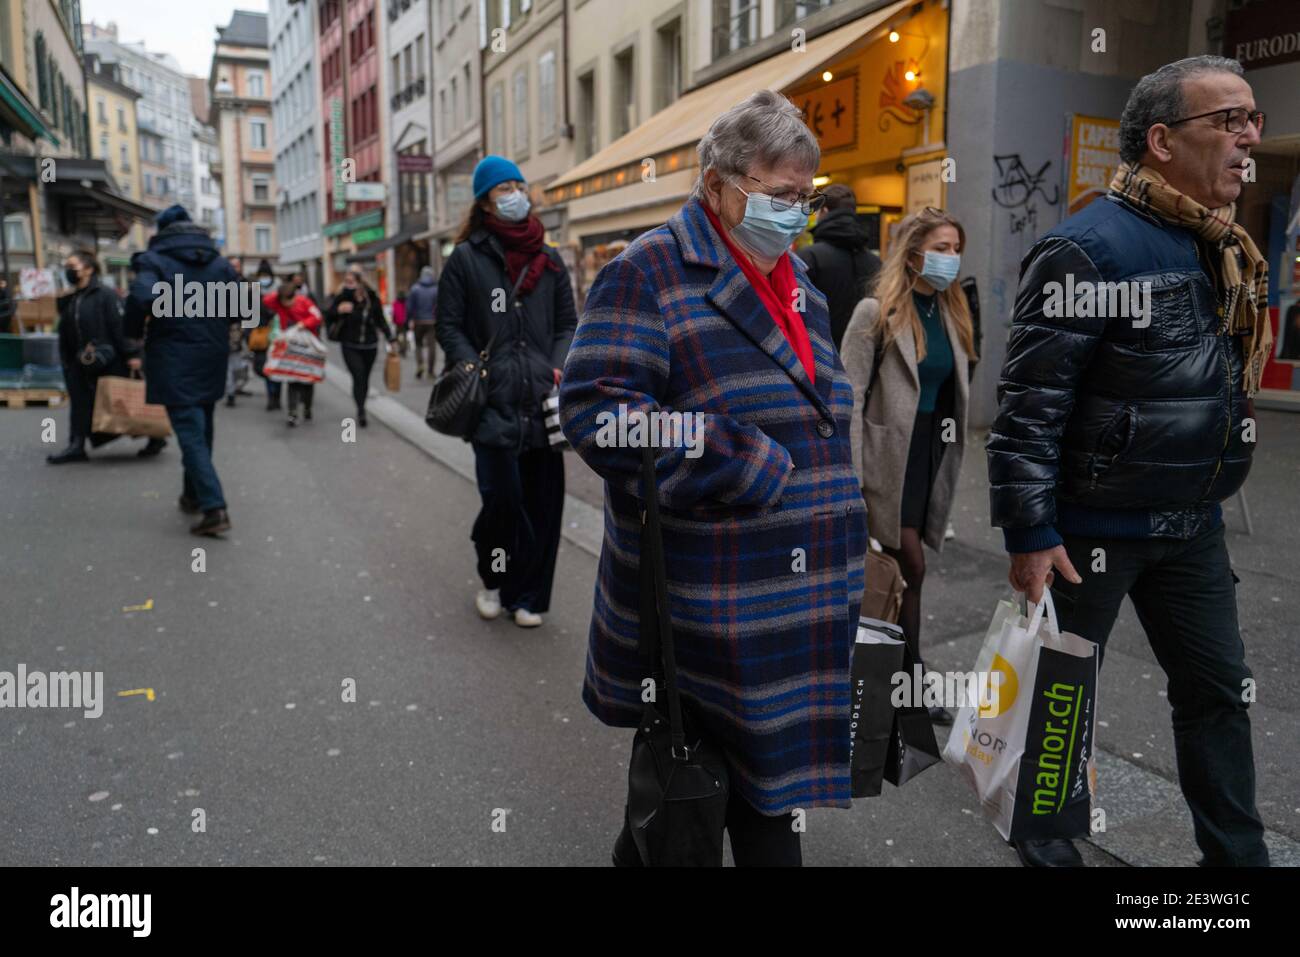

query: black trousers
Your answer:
[471,443,564,614]
[341,344,378,413]
[286,382,314,416]
[613,774,803,866]
[1051,524,1268,866]
[62,361,97,442]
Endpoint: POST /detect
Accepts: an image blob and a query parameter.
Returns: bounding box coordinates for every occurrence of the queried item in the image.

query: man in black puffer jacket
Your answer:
[988,56,1269,868]
[797,184,880,351]
[125,205,243,536]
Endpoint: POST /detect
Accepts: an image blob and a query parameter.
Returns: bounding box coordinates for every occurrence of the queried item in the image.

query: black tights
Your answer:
[342,345,377,414]
[883,526,926,658]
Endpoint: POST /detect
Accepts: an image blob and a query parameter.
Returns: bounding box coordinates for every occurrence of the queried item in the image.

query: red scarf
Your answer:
[703,204,814,384]
[483,214,560,295]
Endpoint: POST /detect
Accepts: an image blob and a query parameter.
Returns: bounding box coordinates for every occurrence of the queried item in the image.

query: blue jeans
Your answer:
[167,403,226,512]
[1051,524,1268,866]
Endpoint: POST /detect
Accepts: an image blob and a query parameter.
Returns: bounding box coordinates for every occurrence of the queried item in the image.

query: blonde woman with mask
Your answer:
[841,207,976,725]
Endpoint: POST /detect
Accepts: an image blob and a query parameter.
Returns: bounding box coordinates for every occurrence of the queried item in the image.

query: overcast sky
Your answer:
[82,0,269,78]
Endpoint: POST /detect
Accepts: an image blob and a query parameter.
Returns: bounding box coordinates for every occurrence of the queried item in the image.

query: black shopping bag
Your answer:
[884,643,943,786]
[850,617,906,798]
[1007,644,1099,842]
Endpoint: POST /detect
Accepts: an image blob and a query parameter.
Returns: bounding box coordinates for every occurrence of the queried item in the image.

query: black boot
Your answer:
[226,394,236,407]
[138,437,167,457]
[47,440,88,465]
[357,409,368,428]
[190,508,232,537]
[1013,839,1084,867]
[178,494,201,515]
[266,394,281,411]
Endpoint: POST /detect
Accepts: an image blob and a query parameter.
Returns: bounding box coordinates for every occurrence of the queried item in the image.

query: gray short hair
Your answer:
[691,90,820,201]
[1119,55,1245,165]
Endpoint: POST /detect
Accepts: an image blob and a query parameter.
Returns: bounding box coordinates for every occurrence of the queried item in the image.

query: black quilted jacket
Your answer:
[988,194,1254,553]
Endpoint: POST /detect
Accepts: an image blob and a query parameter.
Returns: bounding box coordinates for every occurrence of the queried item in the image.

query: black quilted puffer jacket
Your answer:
[988,193,1254,552]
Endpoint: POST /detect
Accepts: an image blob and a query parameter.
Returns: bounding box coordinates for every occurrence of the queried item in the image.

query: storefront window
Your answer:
[777,0,838,29]
[712,0,759,60]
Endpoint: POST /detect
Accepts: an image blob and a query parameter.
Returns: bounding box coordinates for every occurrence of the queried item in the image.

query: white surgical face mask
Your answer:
[495,189,531,222]
[919,251,960,291]
[727,182,809,260]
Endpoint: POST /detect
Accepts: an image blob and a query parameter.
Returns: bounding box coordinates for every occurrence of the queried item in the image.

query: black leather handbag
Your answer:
[424,269,526,438]
[621,443,730,867]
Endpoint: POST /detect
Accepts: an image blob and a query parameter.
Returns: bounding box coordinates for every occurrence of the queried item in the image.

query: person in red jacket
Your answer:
[262,280,324,427]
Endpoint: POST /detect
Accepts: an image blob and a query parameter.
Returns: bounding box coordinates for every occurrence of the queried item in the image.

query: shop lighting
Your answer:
[822,71,834,82]
[889,30,900,42]
[812,175,831,187]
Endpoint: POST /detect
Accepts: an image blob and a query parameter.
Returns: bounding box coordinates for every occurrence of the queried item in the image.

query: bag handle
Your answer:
[1022,589,1060,639]
[640,442,690,761]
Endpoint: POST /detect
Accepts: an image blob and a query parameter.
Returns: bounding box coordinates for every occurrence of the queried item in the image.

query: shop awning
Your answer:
[546,0,909,197]
[39,158,156,240]
[0,67,57,144]
[345,228,418,262]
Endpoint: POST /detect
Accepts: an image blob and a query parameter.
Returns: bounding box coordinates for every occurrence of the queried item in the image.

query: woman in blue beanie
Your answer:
[435,155,576,629]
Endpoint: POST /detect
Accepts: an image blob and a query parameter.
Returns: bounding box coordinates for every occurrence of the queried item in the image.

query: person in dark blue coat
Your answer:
[124,205,243,536]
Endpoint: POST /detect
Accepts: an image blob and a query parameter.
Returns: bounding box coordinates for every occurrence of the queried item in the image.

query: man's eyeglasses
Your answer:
[736,175,827,214]
[1167,107,1265,136]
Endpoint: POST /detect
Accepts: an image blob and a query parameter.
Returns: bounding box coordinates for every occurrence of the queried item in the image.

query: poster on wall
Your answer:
[1064,114,1121,215]
[906,158,945,214]
[19,267,56,299]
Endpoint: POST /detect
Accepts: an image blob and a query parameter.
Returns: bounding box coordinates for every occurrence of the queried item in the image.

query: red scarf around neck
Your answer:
[703,203,814,383]
[483,214,559,295]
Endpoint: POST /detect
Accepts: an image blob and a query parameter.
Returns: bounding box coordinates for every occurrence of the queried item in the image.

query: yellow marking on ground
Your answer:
[122,599,154,612]
[116,688,156,701]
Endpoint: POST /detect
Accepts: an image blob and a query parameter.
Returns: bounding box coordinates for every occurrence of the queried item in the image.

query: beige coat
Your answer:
[841,296,969,552]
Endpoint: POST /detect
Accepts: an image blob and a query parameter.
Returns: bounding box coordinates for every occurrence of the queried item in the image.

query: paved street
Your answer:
[1,345,1296,866]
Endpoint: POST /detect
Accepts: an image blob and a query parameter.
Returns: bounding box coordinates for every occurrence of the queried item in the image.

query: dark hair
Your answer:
[71,249,100,274]
[454,202,488,244]
[257,258,274,277]
[277,279,297,300]
[1119,55,1245,164]
[822,183,857,211]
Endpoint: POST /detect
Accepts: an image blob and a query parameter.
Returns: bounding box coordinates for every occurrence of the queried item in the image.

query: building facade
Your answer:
[84,20,193,214]
[85,50,143,286]
[318,0,388,292]
[480,0,572,241]
[428,0,480,268]
[271,0,326,292]
[209,10,277,270]
[2,1,148,298]
[380,0,432,291]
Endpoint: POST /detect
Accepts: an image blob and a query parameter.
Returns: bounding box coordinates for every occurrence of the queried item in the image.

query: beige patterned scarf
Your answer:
[1110,162,1271,394]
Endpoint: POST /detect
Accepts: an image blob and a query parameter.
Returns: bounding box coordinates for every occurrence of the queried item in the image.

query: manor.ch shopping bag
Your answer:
[941,590,1099,842]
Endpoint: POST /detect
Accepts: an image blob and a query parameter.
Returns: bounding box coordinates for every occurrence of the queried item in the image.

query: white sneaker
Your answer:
[513,608,543,628]
[944,521,956,541]
[475,588,502,620]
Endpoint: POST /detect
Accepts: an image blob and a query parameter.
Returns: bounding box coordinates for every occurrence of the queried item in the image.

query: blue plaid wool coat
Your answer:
[559,199,869,814]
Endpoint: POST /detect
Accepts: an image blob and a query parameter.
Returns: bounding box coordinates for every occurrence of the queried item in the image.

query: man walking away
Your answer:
[407,265,438,378]
[988,56,1270,868]
[125,205,240,536]
[797,184,881,351]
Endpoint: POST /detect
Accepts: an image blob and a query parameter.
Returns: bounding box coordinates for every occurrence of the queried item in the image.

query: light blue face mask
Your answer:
[728,181,809,260]
[495,189,531,222]
[919,251,961,290]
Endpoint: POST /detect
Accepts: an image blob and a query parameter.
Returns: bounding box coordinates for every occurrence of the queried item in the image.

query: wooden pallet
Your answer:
[0,389,67,409]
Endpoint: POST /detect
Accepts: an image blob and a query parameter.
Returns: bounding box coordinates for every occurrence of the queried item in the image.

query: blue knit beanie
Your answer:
[472,155,525,199]
[157,204,191,228]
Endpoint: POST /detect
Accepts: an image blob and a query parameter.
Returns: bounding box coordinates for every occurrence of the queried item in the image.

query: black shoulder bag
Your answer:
[425,268,527,438]
[622,444,730,867]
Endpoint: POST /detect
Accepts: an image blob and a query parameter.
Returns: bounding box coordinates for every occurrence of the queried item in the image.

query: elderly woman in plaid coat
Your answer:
[560,91,868,866]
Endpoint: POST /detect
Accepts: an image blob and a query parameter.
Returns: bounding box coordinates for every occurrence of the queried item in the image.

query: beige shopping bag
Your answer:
[91,374,172,438]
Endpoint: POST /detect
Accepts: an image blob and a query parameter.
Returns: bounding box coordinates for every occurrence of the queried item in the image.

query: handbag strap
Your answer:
[639,443,690,760]
[477,267,530,363]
